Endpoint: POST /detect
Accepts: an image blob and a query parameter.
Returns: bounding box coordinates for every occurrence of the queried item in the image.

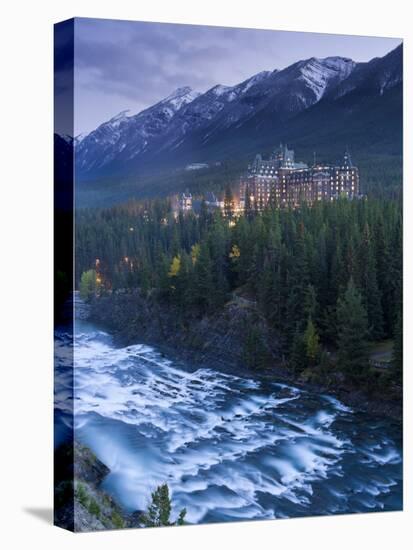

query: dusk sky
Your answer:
[73,18,401,135]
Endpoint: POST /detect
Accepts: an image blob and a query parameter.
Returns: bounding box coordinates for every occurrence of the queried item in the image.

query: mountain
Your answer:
[208,44,402,160]
[328,44,402,99]
[76,86,200,173]
[155,57,357,158]
[75,55,358,179]
[54,133,73,186]
[74,45,402,200]
[54,133,74,211]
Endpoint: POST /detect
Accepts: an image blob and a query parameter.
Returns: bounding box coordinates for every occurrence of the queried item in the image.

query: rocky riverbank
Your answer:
[55,441,145,532]
[90,289,281,373]
[88,290,402,421]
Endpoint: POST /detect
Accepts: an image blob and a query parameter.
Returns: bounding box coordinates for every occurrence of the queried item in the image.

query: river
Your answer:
[54,316,402,525]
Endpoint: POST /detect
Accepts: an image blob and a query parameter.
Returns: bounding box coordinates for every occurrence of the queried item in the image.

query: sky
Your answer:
[71,17,402,136]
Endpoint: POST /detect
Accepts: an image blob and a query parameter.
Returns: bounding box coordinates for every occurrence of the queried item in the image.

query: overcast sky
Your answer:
[73,18,401,135]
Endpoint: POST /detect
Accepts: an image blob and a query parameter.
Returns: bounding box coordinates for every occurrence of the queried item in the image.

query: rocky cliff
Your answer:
[55,441,144,532]
[90,289,283,374]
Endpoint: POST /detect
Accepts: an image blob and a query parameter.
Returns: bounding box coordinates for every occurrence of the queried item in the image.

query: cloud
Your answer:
[72,18,401,134]
[75,20,232,104]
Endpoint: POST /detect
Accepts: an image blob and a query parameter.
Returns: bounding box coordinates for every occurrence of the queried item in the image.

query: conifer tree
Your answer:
[157,253,173,299]
[359,223,384,340]
[304,284,318,321]
[193,242,214,312]
[208,215,230,308]
[79,270,97,301]
[143,484,186,528]
[144,484,172,527]
[390,217,403,333]
[374,216,393,335]
[243,323,269,370]
[168,255,181,279]
[289,329,307,374]
[224,185,234,221]
[392,310,403,383]
[304,317,320,364]
[175,252,193,309]
[285,224,309,344]
[336,279,369,380]
[244,184,255,221]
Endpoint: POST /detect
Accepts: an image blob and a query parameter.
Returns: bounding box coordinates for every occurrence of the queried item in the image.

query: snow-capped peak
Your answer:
[239,70,272,93]
[297,56,356,101]
[60,133,73,144]
[97,110,131,131]
[109,109,131,122]
[162,86,201,110]
[210,84,233,97]
[164,86,193,99]
[74,132,88,145]
[206,71,272,101]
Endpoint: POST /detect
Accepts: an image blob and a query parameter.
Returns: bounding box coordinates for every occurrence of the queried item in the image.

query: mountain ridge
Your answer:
[72,44,402,193]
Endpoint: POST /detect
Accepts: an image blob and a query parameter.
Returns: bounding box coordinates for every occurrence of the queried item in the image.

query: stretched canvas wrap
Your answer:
[54,17,403,532]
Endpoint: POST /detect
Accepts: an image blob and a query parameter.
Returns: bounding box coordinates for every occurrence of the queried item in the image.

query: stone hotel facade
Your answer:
[240,145,360,210]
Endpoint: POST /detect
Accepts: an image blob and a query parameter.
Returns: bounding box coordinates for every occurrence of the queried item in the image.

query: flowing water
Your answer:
[55,317,402,524]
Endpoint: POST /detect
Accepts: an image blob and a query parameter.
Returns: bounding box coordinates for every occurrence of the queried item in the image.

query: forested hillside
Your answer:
[76,196,402,387]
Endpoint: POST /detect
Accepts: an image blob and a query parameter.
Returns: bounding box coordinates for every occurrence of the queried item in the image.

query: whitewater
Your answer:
[54,319,402,524]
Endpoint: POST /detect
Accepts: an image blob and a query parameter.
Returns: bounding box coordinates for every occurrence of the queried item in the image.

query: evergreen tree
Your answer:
[224,185,234,221]
[330,238,346,303]
[359,223,384,340]
[144,484,171,527]
[79,270,97,301]
[304,317,320,364]
[336,279,369,380]
[168,255,181,279]
[374,215,393,335]
[175,252,193,309]
[243,324,269,370]
[176,508,187,526]
[304,284,318,321]
[390,217,403,332]
[157,253,173,299]
[285,223,309,346]
[313,224,329,311]
[193,242,214,313]
[259,257,281,327]
[233,215,254,285]
[289,328,307,374]
[244,184,255,221]
[208,215,230,308]
[143,484,186,528]
[392,310,403,383]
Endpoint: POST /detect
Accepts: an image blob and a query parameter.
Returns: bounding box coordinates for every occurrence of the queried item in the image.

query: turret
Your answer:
[343,149,353,168]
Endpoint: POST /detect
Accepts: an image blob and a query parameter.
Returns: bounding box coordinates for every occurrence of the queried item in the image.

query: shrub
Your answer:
[111,511,125,529]
[75,483,89,508]
[88,498,101,518]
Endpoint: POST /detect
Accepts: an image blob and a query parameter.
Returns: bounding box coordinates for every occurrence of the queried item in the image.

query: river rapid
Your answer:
[54,317,402,525]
